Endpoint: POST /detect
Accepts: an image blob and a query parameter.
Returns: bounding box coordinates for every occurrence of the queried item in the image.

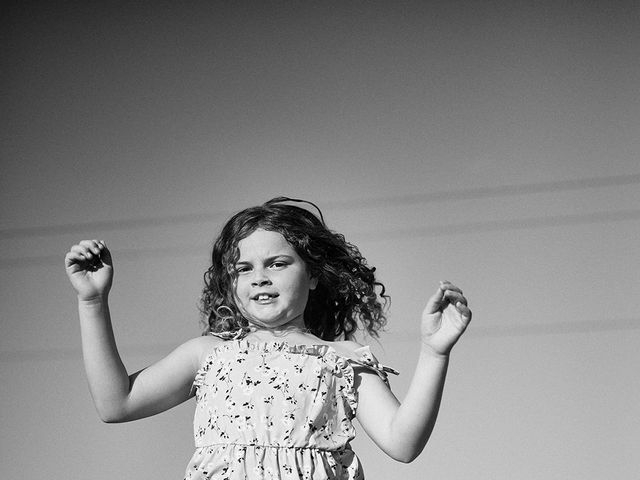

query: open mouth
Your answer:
[252,293,279,302]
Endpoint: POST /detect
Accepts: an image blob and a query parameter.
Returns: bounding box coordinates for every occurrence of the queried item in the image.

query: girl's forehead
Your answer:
[237,229,294,257]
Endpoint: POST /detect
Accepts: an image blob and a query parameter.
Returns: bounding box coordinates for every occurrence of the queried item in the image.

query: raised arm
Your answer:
[65,240,204,423]
[355,281,472,462]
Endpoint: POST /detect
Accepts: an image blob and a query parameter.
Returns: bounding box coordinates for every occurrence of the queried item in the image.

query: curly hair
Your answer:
[200,197,388,341]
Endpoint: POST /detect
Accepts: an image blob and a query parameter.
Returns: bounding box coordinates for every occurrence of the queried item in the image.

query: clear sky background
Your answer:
[2,1,639,479]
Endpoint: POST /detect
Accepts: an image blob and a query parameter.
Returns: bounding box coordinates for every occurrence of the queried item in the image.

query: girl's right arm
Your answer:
[65,240,206,422]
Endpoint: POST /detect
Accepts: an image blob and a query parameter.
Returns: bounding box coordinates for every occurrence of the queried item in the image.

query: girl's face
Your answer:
[233,229,317,330]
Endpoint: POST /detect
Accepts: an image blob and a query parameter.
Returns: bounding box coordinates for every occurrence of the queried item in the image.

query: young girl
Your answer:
[65,197,471,480]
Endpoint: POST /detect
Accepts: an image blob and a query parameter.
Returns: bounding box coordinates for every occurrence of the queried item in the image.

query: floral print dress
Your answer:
[183,340,397,480]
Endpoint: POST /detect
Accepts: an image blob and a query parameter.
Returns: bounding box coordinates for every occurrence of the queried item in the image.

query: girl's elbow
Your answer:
[390,450,420,464]
[98,409,124,423]
[385,443,425,463]
[95,403,128,423]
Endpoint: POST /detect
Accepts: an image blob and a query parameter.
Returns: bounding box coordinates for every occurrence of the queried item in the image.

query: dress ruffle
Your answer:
[193,339,397,411]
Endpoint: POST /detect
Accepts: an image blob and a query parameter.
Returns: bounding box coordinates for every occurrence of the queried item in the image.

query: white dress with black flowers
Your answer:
[183,340,396,480]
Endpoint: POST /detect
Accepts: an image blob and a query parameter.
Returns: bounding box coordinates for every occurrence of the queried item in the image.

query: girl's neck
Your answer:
[245,323,319,343]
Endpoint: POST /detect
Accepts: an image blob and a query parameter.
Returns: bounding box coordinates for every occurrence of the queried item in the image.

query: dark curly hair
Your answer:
[200,197,388,341]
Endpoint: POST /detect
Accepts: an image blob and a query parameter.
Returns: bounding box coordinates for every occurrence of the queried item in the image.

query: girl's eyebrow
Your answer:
[235,254,294,265]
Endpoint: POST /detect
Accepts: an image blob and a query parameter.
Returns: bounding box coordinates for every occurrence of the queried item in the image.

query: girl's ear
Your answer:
[309,276,318,291]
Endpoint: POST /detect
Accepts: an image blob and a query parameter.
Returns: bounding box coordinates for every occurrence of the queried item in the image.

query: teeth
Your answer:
[257,294,271,301]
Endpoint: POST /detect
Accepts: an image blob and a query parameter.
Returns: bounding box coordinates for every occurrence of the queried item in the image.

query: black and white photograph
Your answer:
[2,1,638,479]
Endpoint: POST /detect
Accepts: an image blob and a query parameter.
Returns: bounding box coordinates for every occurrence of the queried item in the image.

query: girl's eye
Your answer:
[270,261,286,269]
[235,266,251,274]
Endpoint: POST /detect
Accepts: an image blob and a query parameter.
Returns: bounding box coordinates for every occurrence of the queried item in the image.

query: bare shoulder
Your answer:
[177,334,226,368]
[330,339,365,358]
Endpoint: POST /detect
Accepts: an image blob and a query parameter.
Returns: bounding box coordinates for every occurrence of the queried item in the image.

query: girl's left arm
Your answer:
[355,281,471,463]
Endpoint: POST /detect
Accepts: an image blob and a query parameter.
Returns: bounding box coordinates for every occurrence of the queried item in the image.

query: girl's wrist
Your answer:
[77,294,109,306]
[419,343,451,362]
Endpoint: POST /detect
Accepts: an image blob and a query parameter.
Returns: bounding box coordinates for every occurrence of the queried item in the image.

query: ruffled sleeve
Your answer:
[348,345,399,386]
[335,345,399,416]
[190,354,215,397]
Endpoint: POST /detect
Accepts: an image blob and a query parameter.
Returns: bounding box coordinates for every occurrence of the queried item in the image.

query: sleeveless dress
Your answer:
[183,339,398,480]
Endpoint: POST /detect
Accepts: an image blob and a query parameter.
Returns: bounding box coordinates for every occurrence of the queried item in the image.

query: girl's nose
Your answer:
[251,275,272,287]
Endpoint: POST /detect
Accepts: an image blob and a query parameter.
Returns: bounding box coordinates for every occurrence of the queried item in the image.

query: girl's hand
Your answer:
[420,281,472,357]
[64,240,113,301]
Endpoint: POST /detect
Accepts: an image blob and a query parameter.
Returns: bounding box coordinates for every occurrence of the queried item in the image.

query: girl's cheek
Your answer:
[233,278,244,296]
[232,284,247,308]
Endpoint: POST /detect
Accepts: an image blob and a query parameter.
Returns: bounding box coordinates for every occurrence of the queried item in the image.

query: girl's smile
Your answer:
[233,229,317,330]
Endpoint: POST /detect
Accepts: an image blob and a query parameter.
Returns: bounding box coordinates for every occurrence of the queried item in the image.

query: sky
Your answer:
[1,1,639,479]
